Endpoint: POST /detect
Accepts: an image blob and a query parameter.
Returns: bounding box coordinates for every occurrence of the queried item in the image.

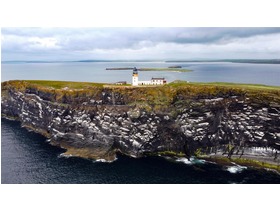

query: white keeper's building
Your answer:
[132,67,167,86]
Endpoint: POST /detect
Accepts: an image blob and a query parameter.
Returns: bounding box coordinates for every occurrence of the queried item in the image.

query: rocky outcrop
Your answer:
[1,81,280,167]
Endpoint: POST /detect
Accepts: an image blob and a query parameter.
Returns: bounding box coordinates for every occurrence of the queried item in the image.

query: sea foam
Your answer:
[58,153,73,158]
[93,157,118,163]
[176,157,206,165]
[226,165,247,173]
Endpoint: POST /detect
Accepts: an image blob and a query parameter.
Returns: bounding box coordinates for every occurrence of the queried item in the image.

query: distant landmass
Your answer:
[1,60,163,64]
[106,67,192,72]
[77,60,162,62]
[2,59,280,64]
[165,59,280,64]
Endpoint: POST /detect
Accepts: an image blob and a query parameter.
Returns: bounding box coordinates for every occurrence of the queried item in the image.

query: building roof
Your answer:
[133,69,138,74]
[151,77,165,80]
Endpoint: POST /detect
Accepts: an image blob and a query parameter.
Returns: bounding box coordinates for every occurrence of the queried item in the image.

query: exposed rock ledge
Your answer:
[1,80,280,171]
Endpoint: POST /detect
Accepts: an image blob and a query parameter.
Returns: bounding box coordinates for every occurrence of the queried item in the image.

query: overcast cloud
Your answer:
[1,27,280,61]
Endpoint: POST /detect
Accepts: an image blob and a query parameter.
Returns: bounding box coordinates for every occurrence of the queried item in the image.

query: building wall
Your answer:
[132,75,166,86]
[151,80,164,85]
[137,80,166,85]
[138,81,152,85]
[132,75,138,86]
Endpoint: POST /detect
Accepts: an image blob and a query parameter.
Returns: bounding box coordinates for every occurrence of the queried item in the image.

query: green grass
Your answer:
[157,151,185,157]
[25,79,278,91]
[192,82,280,90]
[168,80,280,90]
[2,80,279,109]
[23,80,106,89]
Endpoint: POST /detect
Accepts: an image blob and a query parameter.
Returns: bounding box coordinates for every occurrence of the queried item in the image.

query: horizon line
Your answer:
[2,58,280,63]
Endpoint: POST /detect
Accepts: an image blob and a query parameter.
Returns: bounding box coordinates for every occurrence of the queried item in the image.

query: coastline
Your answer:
[199,154,280,173]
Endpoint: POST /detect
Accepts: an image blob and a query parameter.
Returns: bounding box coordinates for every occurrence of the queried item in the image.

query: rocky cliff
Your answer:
[1,80,280,170]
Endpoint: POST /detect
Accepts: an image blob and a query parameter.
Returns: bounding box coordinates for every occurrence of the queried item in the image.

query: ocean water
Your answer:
[1,61,280,86]
[2,119,280,184]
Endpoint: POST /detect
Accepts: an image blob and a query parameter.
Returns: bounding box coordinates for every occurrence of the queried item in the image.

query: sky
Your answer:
[2,27,280,61]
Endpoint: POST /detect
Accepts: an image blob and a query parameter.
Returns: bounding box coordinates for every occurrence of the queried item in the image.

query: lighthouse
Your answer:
[131,67,167,86]
[132,67,138,86]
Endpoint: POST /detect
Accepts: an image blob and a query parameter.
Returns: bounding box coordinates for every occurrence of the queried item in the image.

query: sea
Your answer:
[1,61,280,86]
[1,61,280,184]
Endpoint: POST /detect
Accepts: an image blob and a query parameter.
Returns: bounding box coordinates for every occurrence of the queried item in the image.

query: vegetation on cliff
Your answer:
[201,156,280,173]
[2,80,280,111]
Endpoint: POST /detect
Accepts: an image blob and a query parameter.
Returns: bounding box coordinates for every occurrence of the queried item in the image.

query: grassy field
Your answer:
[168,80,280,90]
[22,80,106,89]
[3,80,280,92]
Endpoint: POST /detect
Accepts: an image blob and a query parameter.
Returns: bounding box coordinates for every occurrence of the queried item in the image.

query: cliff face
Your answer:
[1,81,280,164]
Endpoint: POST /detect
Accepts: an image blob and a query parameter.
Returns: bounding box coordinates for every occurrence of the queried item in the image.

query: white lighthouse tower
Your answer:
[132,67,138,86]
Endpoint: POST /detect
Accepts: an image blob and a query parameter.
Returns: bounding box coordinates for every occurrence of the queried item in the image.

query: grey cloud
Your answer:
[3,27,280,49]
[156,27,280,44]
[2,27,280,61]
